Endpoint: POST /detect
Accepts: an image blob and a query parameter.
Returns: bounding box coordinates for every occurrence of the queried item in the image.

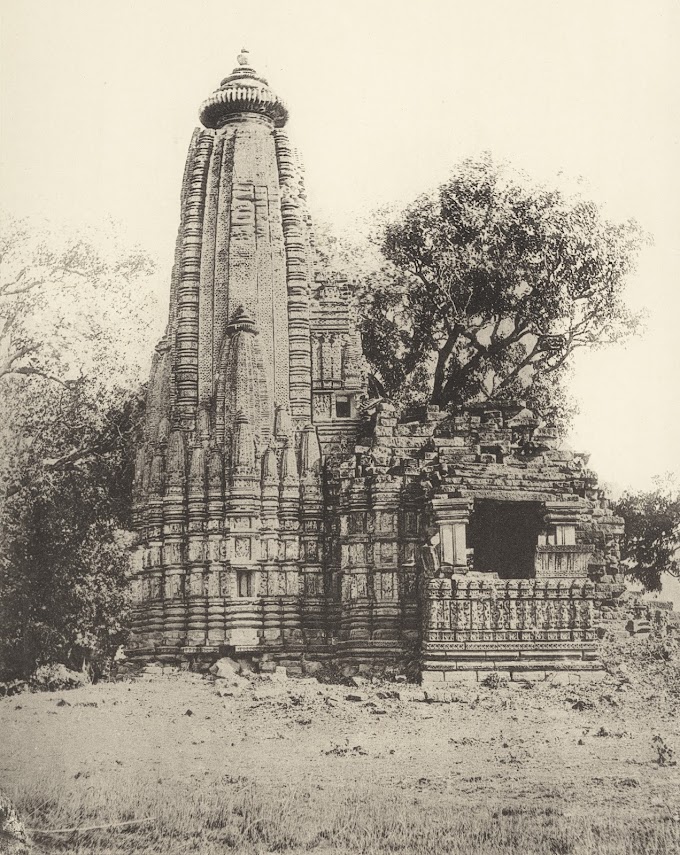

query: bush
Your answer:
[30,664,88,692]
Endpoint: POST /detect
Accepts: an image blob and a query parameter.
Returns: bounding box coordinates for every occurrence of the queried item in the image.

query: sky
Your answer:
[1,0,679,495]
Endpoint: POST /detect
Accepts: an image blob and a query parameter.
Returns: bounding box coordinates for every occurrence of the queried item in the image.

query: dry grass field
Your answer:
[2,639,680,854]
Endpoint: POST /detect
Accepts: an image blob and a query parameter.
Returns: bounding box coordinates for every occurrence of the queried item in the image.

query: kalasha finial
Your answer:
[237,48,250,67]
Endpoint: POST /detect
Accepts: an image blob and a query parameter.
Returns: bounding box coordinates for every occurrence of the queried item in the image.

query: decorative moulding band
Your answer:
[199,87,289,129]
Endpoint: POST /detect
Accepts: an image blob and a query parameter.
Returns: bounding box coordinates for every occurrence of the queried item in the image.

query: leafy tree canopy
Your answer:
[356,154,648,424]
[0,216,161,679]
[614,476,680,593]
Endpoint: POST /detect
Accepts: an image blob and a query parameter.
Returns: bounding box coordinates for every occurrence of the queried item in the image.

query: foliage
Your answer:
[30,663,88,691]
[614,477,680,592]
[313,215,383,284]
[0,216,160,680]
[357,154,647,420]
[0,386,145,679]
[0,216,156,389]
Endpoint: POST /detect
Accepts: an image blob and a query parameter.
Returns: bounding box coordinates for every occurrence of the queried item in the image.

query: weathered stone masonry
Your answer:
[129,53,630,679]
[332,402,625,682]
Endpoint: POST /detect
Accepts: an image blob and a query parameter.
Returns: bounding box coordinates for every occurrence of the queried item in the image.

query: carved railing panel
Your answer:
[426,577,596,643]
[534,545,592,579]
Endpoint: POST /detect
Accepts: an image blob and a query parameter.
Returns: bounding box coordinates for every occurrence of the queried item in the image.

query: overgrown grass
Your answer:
[11,771,680,854]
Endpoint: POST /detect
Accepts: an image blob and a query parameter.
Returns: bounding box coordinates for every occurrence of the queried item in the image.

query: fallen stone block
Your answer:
[270,666,288,682]
[209,657,241,679]
[421,670,445,685]
[301,659,324,676]
[376,690,401,700]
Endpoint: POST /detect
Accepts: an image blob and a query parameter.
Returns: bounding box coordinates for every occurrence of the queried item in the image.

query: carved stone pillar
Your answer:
[431,497,473,572]
[542,502,584,546]
[536,502,591,579]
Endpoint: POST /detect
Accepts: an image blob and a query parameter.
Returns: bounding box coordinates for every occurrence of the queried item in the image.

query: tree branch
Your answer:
[432,325,463,403]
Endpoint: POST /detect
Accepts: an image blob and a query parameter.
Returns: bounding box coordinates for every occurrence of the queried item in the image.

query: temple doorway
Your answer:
[468,499,543,579]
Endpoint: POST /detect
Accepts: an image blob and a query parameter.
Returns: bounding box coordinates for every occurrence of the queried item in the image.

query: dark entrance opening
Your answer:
[468,500,543,579]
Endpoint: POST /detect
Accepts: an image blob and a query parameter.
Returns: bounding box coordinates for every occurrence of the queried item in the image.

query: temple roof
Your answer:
[199,49,289,129]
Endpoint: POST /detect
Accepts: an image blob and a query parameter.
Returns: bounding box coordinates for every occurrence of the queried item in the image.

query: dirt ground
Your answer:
[2,659,680,853]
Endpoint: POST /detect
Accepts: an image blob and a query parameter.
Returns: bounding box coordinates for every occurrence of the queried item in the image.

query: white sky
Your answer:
[1,0,679,493]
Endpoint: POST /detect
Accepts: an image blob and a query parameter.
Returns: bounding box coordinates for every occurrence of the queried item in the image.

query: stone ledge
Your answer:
[421,663,606,684]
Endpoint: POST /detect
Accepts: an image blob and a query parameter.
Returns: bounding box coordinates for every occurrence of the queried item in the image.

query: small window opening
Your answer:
[237,571,252,597]
[335,395,351,419]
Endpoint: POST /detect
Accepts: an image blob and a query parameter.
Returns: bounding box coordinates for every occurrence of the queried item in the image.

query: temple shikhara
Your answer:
[130,52,629,682]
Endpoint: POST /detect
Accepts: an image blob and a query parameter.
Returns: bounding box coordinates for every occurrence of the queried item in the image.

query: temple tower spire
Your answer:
[130,52,319,657]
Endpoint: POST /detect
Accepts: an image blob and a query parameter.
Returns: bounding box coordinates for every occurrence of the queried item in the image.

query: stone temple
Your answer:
[129,52,629,682]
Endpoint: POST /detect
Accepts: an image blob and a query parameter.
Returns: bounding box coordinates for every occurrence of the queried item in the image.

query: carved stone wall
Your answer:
[130,56,628,678]
[321,400,625,670]
[130,55,327,660]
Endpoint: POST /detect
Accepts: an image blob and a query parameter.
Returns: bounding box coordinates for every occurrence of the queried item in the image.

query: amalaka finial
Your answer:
[200,48,288,129]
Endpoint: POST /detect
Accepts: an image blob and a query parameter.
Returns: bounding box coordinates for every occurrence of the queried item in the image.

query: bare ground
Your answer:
[2,652,680,854]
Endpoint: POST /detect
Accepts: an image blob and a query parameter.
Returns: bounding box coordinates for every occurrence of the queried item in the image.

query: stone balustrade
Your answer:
[534,545,592,578]
[425,576,596,643]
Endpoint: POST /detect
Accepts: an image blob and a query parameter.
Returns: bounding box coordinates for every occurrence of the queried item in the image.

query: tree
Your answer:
[0,217,156,386]
[614,478,680,592]
[358,154,647,421]
[0,216,161,679]
[0,389,145,678]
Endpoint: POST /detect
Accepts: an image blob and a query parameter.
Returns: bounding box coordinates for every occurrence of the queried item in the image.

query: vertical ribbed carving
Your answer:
[141,449,165,647]
[279,434,301,612]
[213,129,236,374]
[300,423,321,476]
[175,130,214,420]
[198,133,225,405]
[267,179,289,410]
[206,448,226,644]
[228,129,258,329]
[274,130,312,422]
[232,412,256,474]
[168,128,200,337]
[261,446,280,528]
[280,437,299,485]
[300,425,325,645]
[186,446,207,645]
[162,430,187,647]
[274,403,293,438]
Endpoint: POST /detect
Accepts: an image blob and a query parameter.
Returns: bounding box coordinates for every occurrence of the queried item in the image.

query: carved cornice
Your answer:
[199,51,288,129]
